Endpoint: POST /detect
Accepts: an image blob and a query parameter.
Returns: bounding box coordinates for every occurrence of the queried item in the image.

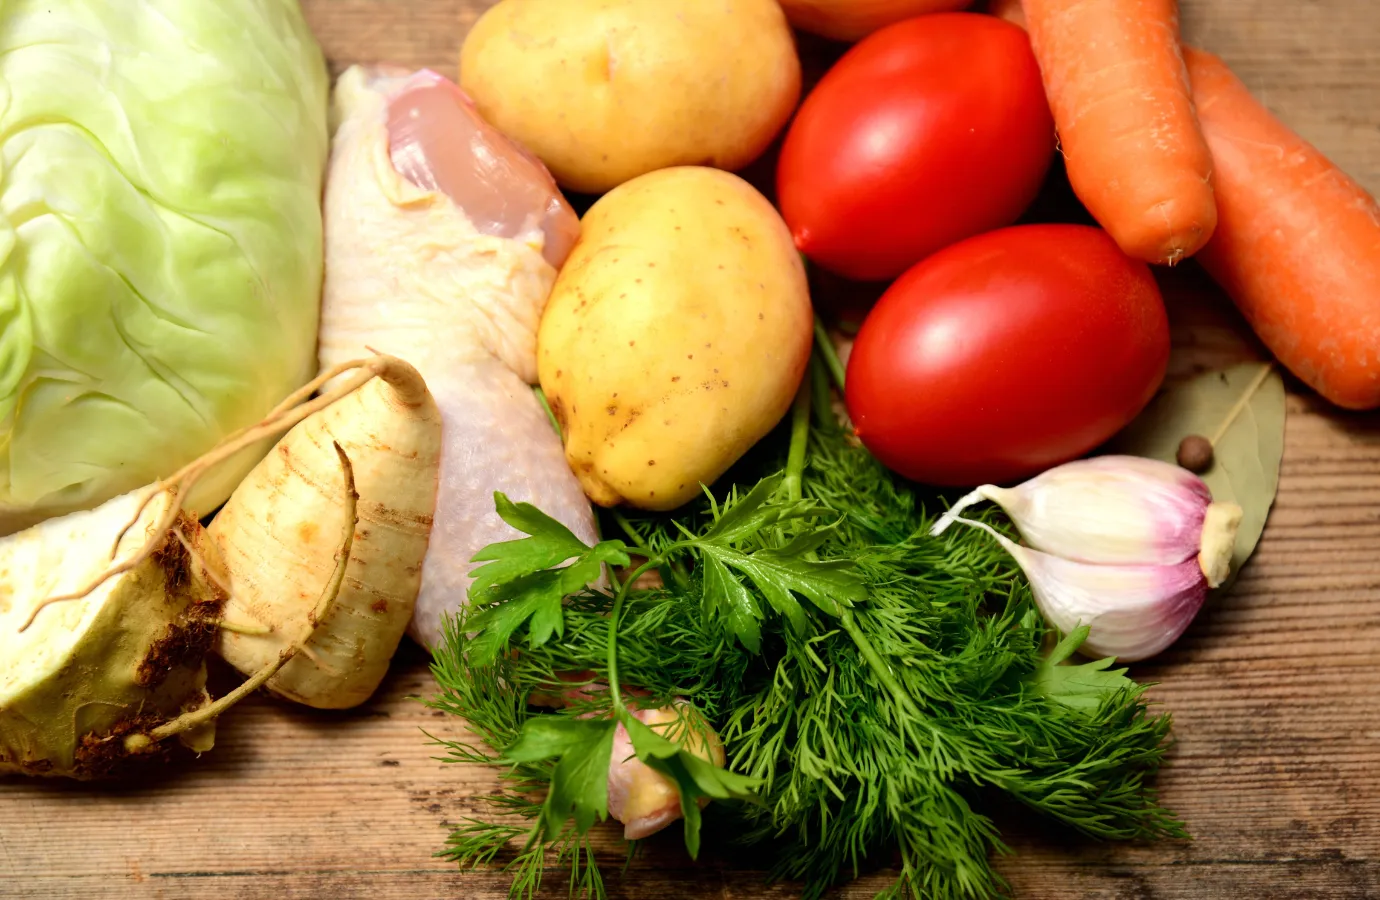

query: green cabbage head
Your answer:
[0,0,329,534]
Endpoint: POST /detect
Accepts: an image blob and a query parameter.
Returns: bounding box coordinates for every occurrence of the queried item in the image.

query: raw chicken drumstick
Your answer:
[320,66,592,650]
[319,66,717,840]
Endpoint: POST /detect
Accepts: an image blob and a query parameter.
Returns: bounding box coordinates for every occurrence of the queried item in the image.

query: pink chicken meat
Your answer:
[321,67,709,841]
[320,66,590,649]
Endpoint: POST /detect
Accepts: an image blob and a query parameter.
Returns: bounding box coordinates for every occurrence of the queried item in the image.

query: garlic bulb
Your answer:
[931,455,1243,661]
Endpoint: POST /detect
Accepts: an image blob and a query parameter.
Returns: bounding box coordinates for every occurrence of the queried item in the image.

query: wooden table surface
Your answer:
[4,2,1379,899]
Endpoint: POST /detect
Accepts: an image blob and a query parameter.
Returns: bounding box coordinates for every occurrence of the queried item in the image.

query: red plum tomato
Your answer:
[844,224,1171,486]
[777,13,1055,282]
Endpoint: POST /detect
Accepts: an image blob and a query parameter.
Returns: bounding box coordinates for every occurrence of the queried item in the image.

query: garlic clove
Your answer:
[1016,547,1208,662]
[607,702,725,841]
[949,517,1208,662]
[608,709,684,840]
[933,455,1222,568]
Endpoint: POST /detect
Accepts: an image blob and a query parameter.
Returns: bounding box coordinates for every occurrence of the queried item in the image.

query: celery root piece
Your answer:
[0,490,222,778]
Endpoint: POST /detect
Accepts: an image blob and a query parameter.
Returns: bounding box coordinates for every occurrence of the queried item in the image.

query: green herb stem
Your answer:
[533,386,562,438]
[813,317,847,392]
[605,559,658,713]
[610,508,648,553]
[798,339,930,738]
[782,371,814,504]
[809,353,833,426]
[610,508,688,591]
[838,610,926,727]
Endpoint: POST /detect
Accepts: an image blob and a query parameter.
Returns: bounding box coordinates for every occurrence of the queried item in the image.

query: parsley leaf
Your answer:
[699,554,763,652]
[465,492,630,666]
[1028,625,1136,714]
[469,492,628,598]
[504,716,617,840]
[682,479,867,645]
[693,536,865,634]
[620,712,760,859]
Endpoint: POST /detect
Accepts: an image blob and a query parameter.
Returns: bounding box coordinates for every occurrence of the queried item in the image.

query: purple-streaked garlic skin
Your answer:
[934,452,1247,660]
[385,69,579,268]
[1010,542,1208,662]
[976,455,1213,568]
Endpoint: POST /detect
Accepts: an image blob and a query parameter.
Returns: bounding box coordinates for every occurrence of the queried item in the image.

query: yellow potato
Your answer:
[459,0,801,195]
[538,167,812,511]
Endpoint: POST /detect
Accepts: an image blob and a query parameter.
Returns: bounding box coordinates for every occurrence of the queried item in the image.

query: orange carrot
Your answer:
[984,0,1025,27]
[1021,0,1217,264]
[1185,48,1380,411]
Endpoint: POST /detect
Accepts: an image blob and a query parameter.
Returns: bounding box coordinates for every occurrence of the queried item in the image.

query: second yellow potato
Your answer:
[459,0,801,194]
[538,167,812,511]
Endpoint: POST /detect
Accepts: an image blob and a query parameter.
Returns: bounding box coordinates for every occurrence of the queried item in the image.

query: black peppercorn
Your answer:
[1176,434,1214,473]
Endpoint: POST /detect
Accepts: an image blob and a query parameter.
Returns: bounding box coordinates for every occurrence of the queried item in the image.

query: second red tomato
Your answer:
[778,13,1055,282]
[844,224,1171,487]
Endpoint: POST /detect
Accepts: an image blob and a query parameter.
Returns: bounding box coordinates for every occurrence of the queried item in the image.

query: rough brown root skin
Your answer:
[121,443,360,754]
[135,614,222,690]
[136,523,226,690]
[76,713,177,779]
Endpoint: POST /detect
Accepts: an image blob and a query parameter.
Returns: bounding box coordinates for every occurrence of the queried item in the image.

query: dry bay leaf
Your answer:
[1109,362,1286,587]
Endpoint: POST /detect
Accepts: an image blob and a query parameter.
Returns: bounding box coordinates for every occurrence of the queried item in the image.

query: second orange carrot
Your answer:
[1186,47,1380,411]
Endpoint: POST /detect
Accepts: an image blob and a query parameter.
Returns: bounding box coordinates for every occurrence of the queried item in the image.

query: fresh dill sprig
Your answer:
[426,348,1185,900]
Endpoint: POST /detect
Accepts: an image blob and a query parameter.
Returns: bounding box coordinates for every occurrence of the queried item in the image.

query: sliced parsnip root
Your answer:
[211,358,442,709]
[17,356,407,630]
[1,355,420,778]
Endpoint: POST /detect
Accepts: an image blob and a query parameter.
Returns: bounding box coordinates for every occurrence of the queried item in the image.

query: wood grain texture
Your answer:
[3,2,1379,899]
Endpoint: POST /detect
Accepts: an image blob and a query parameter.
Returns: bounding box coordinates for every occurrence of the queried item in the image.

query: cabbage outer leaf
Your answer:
[0,0,330,533]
